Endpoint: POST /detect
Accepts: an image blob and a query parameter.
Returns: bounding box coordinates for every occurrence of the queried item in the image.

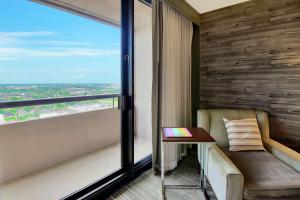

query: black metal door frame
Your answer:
[62,0,151,199]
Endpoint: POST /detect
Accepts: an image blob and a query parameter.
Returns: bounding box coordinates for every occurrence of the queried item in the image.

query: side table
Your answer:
[161,127,215,199]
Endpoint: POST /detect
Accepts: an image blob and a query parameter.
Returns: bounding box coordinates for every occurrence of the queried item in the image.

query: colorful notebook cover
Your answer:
[165,128,192,138]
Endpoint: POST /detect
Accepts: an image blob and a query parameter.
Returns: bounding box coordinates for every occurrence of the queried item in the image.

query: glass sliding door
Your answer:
[133,0,153,163]
[0,0,123,199]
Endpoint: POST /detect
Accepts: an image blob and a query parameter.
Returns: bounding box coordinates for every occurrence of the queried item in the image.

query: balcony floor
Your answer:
[0,137,152,200]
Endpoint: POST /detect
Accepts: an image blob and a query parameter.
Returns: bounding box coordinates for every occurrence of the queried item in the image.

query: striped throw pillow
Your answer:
[223,118,265,151]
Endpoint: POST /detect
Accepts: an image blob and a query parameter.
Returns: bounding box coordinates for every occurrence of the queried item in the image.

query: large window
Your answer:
[0,1,151,199]
[0,0,128,199]
[0,0,120,124]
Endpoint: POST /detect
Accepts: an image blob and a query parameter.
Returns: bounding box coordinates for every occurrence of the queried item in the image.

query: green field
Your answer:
[0,84,120,123]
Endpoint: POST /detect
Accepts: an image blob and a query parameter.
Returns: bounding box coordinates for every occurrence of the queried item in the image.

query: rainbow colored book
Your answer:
[165,128,192,138]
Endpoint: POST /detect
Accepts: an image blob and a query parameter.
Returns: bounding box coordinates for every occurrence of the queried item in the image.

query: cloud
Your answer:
[0,31,90,46]
[0,47,119,59]
[0,31,56,37]
[0,57,17,61]
[19,40,91,46]
[31,48,119,57]
[0,40,91,46]
[0,31,119,60]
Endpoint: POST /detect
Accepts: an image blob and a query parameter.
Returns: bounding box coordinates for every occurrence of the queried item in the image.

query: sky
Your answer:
[0,0,120,84]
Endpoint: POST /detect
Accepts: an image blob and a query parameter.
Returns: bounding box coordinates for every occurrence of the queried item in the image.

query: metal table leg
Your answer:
[200,168,203,191]
[161,132,165,199]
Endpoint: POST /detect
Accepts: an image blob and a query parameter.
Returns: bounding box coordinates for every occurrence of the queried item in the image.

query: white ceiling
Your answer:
[35,0,121,26]
[185,0,250,14]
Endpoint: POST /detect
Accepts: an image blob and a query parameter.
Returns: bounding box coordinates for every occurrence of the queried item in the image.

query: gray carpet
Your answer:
[108,153,206,200]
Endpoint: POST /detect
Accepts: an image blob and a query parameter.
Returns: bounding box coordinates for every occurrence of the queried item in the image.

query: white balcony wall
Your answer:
[0,108,120,184]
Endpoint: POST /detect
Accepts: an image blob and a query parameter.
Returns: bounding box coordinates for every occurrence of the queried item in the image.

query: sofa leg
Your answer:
[202,177,218,200]
[203,188,210,200]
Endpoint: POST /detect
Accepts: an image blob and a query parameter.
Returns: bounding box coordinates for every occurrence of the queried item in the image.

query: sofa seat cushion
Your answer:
[224,150,300,200]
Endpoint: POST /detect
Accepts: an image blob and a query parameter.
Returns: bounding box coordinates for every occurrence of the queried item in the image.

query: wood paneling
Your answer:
[199,0,300,150]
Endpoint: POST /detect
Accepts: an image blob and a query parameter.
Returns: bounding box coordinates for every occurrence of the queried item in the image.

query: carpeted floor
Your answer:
[108,153,207,200]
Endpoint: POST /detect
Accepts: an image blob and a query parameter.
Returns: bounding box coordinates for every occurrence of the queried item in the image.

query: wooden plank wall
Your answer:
[199,0,300,151]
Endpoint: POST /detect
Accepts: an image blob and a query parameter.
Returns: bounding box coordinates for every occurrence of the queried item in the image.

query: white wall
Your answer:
[134,1,152,140]
[0,108,120,184]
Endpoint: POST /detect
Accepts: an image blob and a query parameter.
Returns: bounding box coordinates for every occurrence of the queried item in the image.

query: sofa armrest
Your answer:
[207,145,244,200]
[264,138,300,172]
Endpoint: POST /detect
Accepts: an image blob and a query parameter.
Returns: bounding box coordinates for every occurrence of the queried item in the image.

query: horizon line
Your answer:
[0,83,121,85]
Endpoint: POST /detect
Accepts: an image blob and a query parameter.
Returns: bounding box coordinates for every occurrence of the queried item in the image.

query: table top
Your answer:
[161,127,215,143]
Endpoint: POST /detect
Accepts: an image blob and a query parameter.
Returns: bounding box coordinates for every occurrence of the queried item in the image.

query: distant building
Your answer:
[39,111,69,119]
[0,114,5,124]
[69,104,105,112]
[16,109,27,118]
[40,113,60,118]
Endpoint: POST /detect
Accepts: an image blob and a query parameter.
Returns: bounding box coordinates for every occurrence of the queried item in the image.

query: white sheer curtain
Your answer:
[153,1,193,171]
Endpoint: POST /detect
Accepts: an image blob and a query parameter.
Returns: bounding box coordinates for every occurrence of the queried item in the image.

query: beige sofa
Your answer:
[197,109,300,200]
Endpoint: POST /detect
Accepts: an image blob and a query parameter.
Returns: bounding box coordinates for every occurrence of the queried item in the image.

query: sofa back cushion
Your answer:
[208,109,258,148]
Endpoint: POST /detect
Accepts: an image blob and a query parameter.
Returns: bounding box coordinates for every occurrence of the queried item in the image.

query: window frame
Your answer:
[0,0,152,199]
